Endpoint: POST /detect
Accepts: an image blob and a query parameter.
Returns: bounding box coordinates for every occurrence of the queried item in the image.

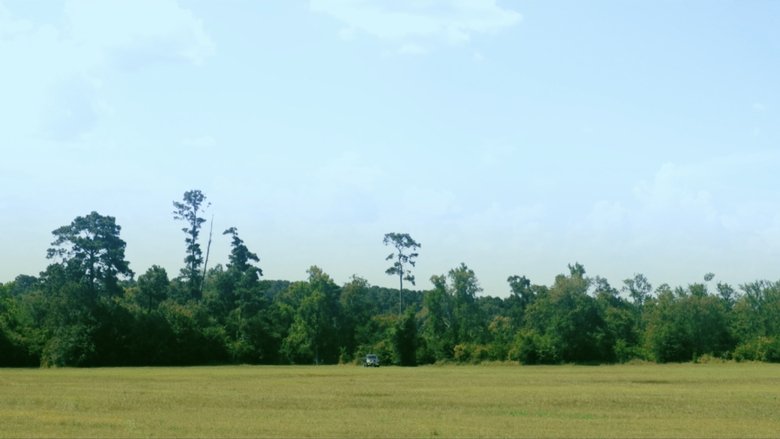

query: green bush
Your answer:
[613,339,647,363]
[510,330,561,365]
[694,353,727,364]
[40,324,95,367]
[733,337,780,362]
[452,343,489,364]
[371,339,396,366]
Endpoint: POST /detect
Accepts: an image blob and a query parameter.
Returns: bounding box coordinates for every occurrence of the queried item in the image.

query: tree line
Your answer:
[1,190,779,367]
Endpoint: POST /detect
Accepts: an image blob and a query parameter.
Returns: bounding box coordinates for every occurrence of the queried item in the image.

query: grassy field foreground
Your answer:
[1,363,779,438]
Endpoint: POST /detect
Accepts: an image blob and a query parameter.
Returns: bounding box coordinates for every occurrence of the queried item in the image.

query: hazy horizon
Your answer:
[2,1,779,296]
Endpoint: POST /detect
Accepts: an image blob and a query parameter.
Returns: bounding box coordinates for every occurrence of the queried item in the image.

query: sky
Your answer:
[1,0,779,297]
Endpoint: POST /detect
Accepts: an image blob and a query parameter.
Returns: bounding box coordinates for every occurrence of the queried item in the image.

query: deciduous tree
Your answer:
[623,273,652,307]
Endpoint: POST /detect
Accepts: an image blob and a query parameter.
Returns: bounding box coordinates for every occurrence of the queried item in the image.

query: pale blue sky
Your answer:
[1,0,779,296]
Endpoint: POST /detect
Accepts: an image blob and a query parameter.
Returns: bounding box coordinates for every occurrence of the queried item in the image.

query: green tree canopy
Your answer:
[224,227,261,277]
[137,265,169,312]
[46,211,133,297]
[173,190,209,299]
[383,232,421,315]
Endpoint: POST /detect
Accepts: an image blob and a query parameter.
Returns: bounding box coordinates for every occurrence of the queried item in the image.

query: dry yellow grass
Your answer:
[1,363,779,438]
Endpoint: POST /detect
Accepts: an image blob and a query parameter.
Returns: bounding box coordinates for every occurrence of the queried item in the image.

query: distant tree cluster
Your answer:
[2,190,780,367]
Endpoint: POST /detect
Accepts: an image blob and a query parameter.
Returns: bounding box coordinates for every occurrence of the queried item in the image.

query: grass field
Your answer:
[1,363,779,438]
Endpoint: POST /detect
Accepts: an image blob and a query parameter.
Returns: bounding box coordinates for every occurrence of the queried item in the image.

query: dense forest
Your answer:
[2,190,779,367]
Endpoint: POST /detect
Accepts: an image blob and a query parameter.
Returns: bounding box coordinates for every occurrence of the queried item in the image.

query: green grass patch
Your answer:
[1,363,779,438]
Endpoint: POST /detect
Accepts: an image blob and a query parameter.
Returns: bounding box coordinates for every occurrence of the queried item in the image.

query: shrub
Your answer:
[695,353,727,364]
[510,330,561,365]
[733,337,780,362]
[40,324,95,367]
[614,339,648,363]
[453,343,489,364]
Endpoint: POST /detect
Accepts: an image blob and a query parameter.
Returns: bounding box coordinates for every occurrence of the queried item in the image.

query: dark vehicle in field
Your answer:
[363,354,380,367]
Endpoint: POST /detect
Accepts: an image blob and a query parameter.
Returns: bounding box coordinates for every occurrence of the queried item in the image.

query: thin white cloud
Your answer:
[0,1,33,37]
[315,151,384,191]
[618,152,780,259]
[40,76,101,141]
[633,162,716,215]
[181,136,217,149]
[548,151,780,287]
[399,42,428,55]
[0,0,214,141]
[478,142,516,166]
[310,0,521,52]
[264,151,386,225]
[399,186,460,222]
[634,151,780,217]
[587,200,626,232]
[64,0,215,67]
[338,26,357,41]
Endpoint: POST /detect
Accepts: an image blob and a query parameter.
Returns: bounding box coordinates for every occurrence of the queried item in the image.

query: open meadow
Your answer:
[1,363,779,438]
